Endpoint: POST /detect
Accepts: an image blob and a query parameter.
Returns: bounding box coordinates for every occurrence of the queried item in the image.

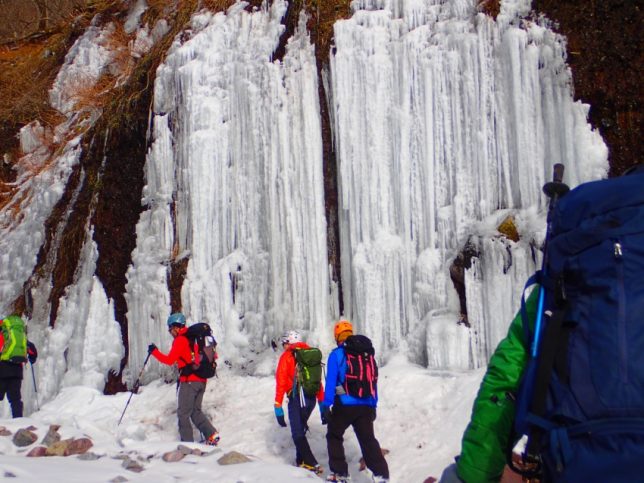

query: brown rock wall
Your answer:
[534,0,642,175]
[0,0,88,42]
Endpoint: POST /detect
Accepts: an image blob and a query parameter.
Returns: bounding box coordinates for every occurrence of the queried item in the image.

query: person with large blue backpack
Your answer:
[438,164,644,483]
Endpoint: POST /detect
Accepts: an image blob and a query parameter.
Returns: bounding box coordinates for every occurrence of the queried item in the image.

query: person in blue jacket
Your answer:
[320,320,389,483]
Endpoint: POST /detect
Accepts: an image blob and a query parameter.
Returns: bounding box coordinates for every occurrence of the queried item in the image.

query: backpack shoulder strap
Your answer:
[525,301,569,455]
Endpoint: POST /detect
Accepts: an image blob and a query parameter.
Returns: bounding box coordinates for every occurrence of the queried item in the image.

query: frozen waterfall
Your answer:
[0,0,608,413]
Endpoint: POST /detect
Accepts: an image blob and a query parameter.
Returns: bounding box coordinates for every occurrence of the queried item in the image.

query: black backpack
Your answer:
[180,323,217,379]
[343,335,378,399]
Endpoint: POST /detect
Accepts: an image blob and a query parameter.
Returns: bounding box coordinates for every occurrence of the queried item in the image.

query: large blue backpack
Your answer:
[513,167,644,482]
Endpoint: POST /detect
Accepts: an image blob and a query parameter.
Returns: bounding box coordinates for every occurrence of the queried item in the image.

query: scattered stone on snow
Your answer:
[77,451,102,461]
[0,426,12,436]
[26,446,48,457]
[122,457,144,472]
[46,439,71,456]
[3,471,16,477]
[67,437,93,455]
[13,429,38,447]
[162,450,186,462]
[177,444,206,456]
[217,451,252,465]
[176,444,193,455]
[110,477,128,483]
[41,425,61,446]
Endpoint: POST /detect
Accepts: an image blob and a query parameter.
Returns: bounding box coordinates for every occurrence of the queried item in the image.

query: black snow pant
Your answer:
[326,403,389,478]
[177,381,217,442]
[287,392,318,467]
[0,377,23,418]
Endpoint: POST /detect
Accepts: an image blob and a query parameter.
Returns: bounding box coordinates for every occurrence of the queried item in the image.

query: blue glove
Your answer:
[438,463,464,483]
[274,406,287,427]
[319,403,331,425]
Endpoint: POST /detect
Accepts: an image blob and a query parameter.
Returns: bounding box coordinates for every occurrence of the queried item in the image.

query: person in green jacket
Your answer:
[439,288,539,483]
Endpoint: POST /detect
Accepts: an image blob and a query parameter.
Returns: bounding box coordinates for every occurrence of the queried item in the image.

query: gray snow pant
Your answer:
[177,381,216,442]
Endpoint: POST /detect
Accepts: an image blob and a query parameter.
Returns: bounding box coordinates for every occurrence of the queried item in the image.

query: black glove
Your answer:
[320,403,332,425]
[27,341,38,364]
[147,343,157,355]
[319,403,328,425]
[274,406,287,427]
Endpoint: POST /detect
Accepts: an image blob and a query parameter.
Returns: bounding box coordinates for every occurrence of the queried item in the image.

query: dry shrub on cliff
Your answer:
[69,21,136,114]
[0,0,131,151]
[201,0,237,10]
[143,0,239,21]
[0,31,71,207]
[302,0,352,63]
[0,33,70,136]
[478,0,500,19]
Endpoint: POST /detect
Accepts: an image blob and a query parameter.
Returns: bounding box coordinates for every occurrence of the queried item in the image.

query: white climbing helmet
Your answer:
[280,330,302,345]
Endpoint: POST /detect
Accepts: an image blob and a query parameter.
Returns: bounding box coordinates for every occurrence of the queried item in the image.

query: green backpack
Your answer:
[0,315,27,363]
[294,347,323,397]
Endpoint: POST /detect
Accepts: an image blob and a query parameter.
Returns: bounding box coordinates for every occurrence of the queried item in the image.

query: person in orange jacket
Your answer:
[148,312,219,445]
[274,329,324,474]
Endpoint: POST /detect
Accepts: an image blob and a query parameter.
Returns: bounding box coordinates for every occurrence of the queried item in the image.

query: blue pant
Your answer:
[288,392,318,466]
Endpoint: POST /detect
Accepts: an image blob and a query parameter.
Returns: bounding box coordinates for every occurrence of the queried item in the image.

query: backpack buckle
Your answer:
[555,277,566,306]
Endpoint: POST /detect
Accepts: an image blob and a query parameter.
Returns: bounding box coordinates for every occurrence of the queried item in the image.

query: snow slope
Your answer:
[0,355,483,482]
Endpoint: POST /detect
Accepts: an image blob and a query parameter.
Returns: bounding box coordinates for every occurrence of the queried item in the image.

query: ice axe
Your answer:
[117,352,151,426]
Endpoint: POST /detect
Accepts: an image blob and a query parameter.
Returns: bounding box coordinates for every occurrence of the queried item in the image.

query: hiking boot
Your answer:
[205,432,220,446]
[326,474,351,482]
[299,462,323,475]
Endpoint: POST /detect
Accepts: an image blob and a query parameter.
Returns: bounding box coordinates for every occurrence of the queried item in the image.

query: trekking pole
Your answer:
[118,352,152,426]
[507,165,570,478]
[531,163,569,357]
[29,361,40,412]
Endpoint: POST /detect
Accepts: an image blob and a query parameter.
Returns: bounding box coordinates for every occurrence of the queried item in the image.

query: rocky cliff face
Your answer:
[534,0,641,176]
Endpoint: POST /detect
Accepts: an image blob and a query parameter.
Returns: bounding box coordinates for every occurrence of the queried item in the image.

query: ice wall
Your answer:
[331,0,607,367]
[126,2,332,382]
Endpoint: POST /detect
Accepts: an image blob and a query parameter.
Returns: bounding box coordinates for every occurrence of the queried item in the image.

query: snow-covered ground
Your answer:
[0,355,483,482]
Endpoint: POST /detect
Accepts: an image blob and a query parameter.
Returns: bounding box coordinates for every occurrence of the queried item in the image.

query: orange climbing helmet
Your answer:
[333,320,353,341]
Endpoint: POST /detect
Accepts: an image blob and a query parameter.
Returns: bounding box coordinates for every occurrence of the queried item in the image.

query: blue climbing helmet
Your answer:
[167,313,186,328]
